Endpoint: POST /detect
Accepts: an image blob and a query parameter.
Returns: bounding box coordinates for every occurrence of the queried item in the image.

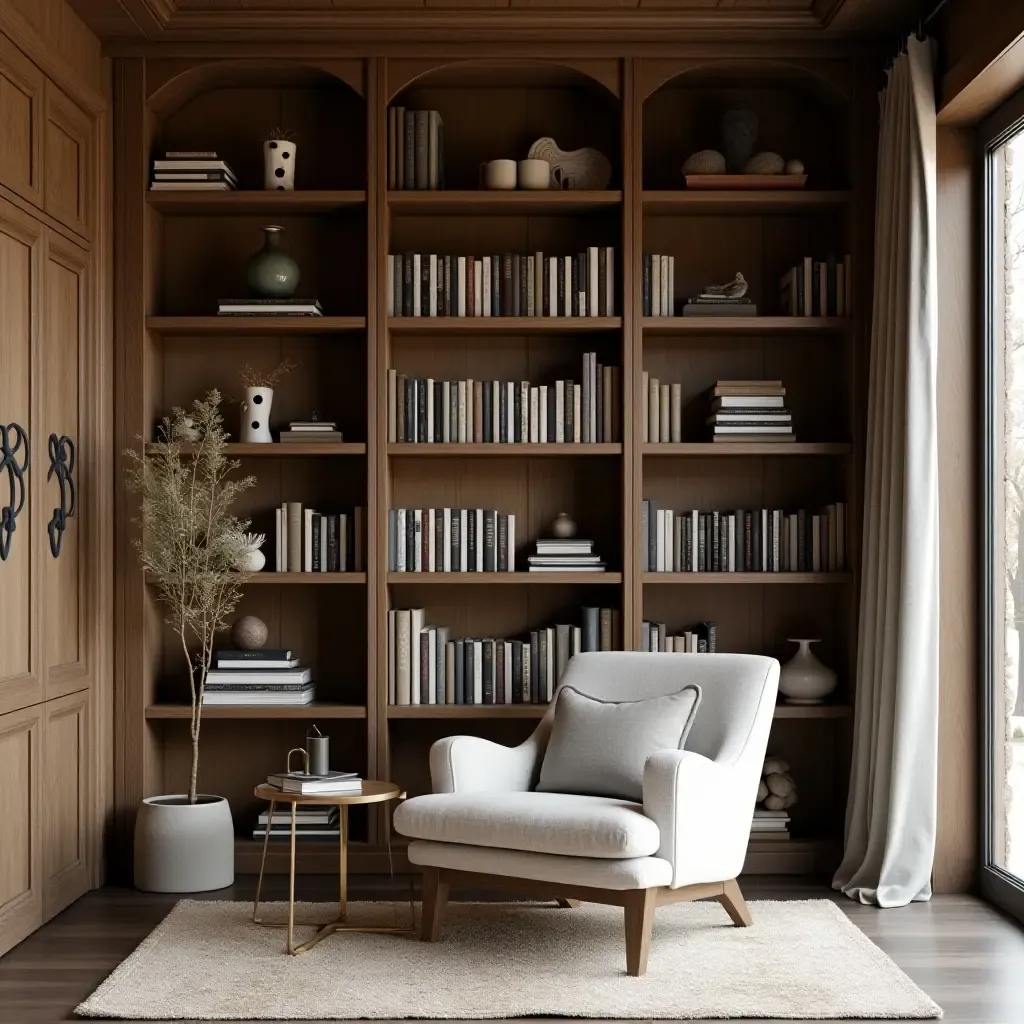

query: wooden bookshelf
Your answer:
[117,54,868,878]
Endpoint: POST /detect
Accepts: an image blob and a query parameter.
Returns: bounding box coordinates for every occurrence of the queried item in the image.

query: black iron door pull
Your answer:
[47,433,75,559]
[0,423,30,562]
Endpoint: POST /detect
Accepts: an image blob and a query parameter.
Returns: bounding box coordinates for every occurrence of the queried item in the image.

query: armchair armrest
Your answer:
[643,749,756,887]
[430,730,546,794]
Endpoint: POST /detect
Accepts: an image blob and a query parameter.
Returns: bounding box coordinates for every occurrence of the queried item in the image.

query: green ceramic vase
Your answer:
[246,224,300,299]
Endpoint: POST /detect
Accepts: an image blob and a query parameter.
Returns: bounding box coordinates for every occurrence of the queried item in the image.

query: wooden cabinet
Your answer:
[43,82,92,239]
[0,35,44,208]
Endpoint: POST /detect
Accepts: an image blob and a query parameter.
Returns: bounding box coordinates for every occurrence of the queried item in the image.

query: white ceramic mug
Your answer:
[480,159,517,190]
[517,158,550,190]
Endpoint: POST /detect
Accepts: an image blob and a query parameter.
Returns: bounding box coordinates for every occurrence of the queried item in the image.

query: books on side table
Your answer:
[202,649,315,706]
[266,769,362,795]
[708,381,794,442]
[252,805,341,840]
[150,151,238,191]
[217,298,324,317]
[528,537,605,573]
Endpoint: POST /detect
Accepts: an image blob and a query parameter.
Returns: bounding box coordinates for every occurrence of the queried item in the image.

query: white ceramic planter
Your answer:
[134,794,235,892]
[239,548,266,572]
[241,386,273,443]
[778,639,837,705]
[264,139,297,190]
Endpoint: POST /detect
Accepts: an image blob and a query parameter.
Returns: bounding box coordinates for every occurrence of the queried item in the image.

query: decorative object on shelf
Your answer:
[480,159,517,190]
[0,423,29,562]
[744,151,785,175]
[263,129,296,191]
[757,756,799,810]
[682,149,726,176]
[238,360,295,444]
[703,272,748,300]
[306,724,329,776]
[681,277,755,318]
[551,512,577,539]
[527,137,612,191]
[237,532,267,573]
[778,639,837,705]
[246,225,300,299]
[172,415,201,442]
[125,391,255,892]
[232,614,269,650]
[721,108,758,172]
[46,433,76,559]
[517,158,550,190]
[785,158,805,176]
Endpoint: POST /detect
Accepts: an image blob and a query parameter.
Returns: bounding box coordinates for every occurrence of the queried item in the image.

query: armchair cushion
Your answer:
[536,684,701,800]
[393,791,662,859]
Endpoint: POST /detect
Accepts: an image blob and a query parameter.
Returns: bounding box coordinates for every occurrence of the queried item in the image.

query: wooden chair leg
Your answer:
[555,897,580,908]
[419,867,449,942]
[623,888,657,976]
[718,878,752,927]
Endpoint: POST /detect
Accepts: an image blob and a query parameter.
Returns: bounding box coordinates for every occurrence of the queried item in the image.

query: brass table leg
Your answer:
[287,800,298,954]
[252,799,274,925]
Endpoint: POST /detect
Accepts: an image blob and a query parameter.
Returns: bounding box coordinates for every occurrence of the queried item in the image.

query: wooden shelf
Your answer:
[388,190,621,215]
[642,442,852,456]
[146,703,367,720]
[245,572,367,584]
[743,836,841,875]
[145,442,367,457]
[773,704,852,719]
[388,443,621,457]
[388,317,621,335]
[388,572,622,585]
[643,572,853,585]
[642,190,853,214]
[643,316,850,335]
[146,316,367,336]
[388,703,850,720]
[146,190,366,214]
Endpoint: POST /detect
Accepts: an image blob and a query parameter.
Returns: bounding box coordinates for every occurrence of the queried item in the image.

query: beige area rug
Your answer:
[77,899,941,1020]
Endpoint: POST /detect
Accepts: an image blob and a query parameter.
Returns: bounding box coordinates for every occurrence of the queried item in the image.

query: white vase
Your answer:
[264,139,296,191]
[241,386,273,443]
[239,548,266,572]
[134,794,235,892]
[778,639,837,705]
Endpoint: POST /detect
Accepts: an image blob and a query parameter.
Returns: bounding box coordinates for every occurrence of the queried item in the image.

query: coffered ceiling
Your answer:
[67,0,931,44]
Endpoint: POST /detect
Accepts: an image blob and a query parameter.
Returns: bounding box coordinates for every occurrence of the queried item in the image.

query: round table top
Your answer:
[254,780,403,806]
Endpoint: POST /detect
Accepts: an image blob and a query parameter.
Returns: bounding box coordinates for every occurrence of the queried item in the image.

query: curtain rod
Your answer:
[885,0,948,70]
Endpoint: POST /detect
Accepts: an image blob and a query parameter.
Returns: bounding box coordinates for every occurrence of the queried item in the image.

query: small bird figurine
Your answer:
[700,272,748,300]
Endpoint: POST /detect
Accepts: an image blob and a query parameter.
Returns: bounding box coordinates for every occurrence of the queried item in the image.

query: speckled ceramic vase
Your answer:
[246,224,300,299]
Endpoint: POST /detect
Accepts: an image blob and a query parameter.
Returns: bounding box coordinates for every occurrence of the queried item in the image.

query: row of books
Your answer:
[388,508,516,573]
[641,254,677,317]
[388,107,444,190]
[218,298,323,317]
[707,380,793,442]
[387,606,622,706]
[386,249,616,318]
[641,620,717,653]
[202,649,315,706]
[273,504,366,573]
[641,501,848,574]
[779,255,853,317]
[387,356,622,444]
[150,152,237,191]
[278,419,343,443]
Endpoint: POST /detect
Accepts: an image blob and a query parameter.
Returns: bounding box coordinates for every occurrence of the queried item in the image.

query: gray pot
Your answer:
[721,108,759,173]
[134,794,235,892]
[246,224,300,299]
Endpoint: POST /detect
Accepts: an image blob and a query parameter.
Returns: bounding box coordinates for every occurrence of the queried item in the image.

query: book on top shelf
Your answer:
[218,299,323,317]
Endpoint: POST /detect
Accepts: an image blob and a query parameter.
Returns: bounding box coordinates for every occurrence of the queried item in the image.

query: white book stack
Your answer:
[150,151,237,191]
[707,381,794,443]
[252,805,341,841]
[202,649,315,706]
[528,537,605,573]
[278,420,343,443]
[751,809,791,842]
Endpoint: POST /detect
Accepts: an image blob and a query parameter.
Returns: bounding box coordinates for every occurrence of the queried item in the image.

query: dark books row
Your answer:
[387,354,621,444]
[641,501,848,573]
[779,255,853,317]
[387,606,621,706]
[387,249,616,318]
[641,254,677,317]
[274,504,365,573]
[641,620,717,653]
[388,508,515,573]
[388,107,444,191]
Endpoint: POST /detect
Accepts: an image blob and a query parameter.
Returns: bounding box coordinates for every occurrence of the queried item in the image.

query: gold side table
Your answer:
[252,781,413,955]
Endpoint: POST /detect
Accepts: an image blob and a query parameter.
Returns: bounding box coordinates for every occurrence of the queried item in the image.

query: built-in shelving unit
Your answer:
[120,53,869,877]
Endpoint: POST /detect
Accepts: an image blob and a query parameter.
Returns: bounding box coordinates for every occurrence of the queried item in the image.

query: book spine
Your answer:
[501,254,513,317]
[404,111,416,194]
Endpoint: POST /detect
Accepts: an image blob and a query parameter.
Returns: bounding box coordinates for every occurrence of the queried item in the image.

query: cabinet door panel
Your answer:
[0,35,43,208]
[43,81,91,240]
[0,198,42,717]
[0,704,42,957]
[42,232,89,699]
[41,690,90,920]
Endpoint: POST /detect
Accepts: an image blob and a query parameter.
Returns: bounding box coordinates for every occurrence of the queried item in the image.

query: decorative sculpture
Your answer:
[699,272,749,300]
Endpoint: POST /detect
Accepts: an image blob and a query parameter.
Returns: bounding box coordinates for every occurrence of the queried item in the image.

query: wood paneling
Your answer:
[0,35,44,208]
[44,81,92,239]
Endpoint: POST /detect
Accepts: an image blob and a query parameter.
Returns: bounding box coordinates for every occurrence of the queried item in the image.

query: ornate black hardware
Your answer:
[0,424,29,562]
[47,434,75,559]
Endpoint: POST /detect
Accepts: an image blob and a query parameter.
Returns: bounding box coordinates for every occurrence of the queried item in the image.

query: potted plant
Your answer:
[125,391,256,892]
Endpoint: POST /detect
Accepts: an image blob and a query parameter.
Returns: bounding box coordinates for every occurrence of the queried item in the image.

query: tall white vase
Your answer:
[264,139,296,191]
[241,386,273,443]
[778,638,837,705]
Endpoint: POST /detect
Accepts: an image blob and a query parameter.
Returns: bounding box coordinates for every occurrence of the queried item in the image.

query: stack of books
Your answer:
[641,621,717,653]
[274,504,365,573]
[265,768,362,796]
[708,381,793,442]
[682,295,756,317]
[217,298,323,317]
[202,649,314,706]
[751,809,791,842]
[528,537,605,573]
[388,107,444,190]
[252,804,341,841]
[779,254,852,317]
[387,249,616,318]
[278,420,343,443]
[150,151,237,191]
[641,254,676,316]
[388,508,516,573]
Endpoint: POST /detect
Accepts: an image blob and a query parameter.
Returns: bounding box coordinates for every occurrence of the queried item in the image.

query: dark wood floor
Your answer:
[1,875,1022,1023]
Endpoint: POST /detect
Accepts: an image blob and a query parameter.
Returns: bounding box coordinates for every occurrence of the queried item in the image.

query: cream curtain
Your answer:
[833,36,939,907]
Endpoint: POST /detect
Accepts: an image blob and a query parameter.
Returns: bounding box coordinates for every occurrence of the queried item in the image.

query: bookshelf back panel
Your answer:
[389,457,622,569]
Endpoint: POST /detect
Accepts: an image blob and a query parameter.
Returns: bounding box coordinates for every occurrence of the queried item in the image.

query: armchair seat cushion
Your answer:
[394,791,661,859]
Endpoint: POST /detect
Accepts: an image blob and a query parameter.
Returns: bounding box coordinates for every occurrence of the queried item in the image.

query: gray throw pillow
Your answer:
[536,684,702,801]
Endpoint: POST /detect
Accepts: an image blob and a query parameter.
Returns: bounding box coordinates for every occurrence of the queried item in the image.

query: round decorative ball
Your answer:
[744,151,785,175]
[785,158,805,176]
[231,615,268,651]
[682,149,727,176]
[551,512,577,539]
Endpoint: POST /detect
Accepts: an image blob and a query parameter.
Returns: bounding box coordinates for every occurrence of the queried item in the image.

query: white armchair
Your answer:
[394,652,779,976]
